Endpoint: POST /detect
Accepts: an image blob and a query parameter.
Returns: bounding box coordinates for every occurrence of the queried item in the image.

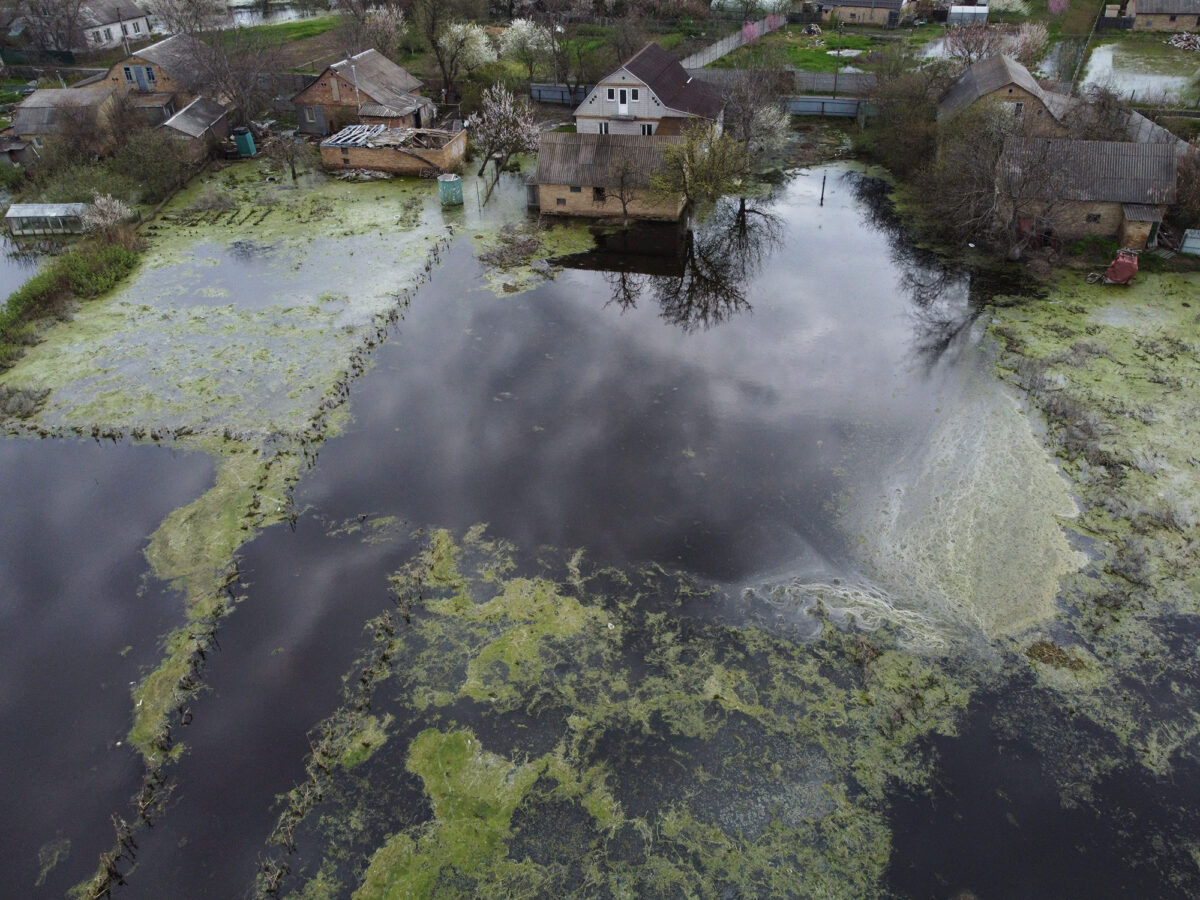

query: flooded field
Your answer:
[2,158,1199,897]
[1081,41,1200,104]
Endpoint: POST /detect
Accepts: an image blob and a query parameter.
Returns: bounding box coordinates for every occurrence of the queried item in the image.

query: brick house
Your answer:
[1128,0,1200,30]
[573,43,723,137]
[818,0,916,26]
[530,132,686,221]
[938,55,1070,136]
[1003,138,1178,248]
[293,50,435,136]
[104,33,210,107]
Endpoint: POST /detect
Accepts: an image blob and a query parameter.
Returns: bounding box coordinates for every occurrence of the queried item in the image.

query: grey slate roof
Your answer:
[11,85,115,134]
[161,96,227,138]
[533,132,682,187]
[326,50,423,105]
[939,55,1053,119]
[1006,138,1178,205]
[1134,0,1200,13]
[621,43,724,120]
[79,0,145,29]
[132,33,212,89]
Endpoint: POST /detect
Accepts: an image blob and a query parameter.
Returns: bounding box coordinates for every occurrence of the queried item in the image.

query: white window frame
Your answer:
[598,122,609,134]
[132,20,141,33]
[121,23,128,35]
[631,88,639,101]
[103,26,112,40]
[606,88,615,100]
[304,107,316,123]
[123,65,133,82]
[93,30,102,43]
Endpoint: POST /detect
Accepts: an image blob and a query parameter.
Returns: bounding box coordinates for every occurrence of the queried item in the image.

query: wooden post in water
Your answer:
[820,174,826,206]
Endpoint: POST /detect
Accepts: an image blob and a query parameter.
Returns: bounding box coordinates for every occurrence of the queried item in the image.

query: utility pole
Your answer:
[832,23,844,98]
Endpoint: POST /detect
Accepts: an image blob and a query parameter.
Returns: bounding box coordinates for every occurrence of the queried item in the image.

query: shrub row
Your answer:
[0,242,138,336]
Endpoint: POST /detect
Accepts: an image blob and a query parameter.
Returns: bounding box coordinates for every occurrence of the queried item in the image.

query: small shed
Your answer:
[5,202,89,235]
[160,97,231,161]
[947,5,989,25]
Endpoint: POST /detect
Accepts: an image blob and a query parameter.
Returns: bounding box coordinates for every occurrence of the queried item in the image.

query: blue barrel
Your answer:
[437,174,463,206]
[232,126,256,158]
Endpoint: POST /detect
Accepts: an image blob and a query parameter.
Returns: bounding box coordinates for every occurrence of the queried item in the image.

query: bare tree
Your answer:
[22,0,85,52]
[337,0,408,59]
[146,0,227,35]
[943,25,1009,67]
[722,52,792,156]
[1173,146,1200,231]
[609,155,643,228]
[651,121,751,206]
[198,29,286,125]
[607,14,647,66]
[265,134,317,181]
[1063,84,1130,141]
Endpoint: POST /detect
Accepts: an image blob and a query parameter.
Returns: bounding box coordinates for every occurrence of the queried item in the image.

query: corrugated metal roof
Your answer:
[1005,138,1177,204]
[1122,203,1164,222]
[319,50,425,112]
[533,132,682,187]
[621,43,724,120]
[79,0,144,29]
[321,124,387,147]
[1134,0,1200,13]
[161,96,228,138]
[129,34,212,89]
[6,202,89,218]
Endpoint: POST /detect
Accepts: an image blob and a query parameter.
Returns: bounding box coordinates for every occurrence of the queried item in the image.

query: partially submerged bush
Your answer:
[0,385,49,418]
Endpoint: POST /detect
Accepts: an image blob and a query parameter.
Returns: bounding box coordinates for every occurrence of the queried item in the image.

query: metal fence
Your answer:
[786,96,863,117]
[678,13,788,69]
[530,83,593,105]
[793,71,877,96]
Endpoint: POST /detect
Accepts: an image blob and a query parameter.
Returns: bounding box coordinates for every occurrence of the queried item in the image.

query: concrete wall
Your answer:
[537,183,685,221]
[83,16,149,51]
[320,130,466,175]
[1120,217,1157,249]
[821,5,899,26]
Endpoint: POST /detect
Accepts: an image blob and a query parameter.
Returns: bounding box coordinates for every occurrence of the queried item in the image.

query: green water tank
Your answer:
[232,126,256,158]
[437,174,463,206]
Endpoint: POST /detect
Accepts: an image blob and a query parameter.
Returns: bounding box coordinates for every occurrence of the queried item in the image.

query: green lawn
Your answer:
[710,26,880,72]
[235,14,341,46]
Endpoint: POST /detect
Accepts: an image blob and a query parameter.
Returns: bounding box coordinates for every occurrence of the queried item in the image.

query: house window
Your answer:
[1013,101,1024,117]
[631,89,639,101]
[569,186,582,193]
[145,66,155,83]
[1169,14,1177,21]
[556,197,566,206]
[641,123,653,135]
[1086,213,1102,223]
[123,66,133,82]
[93,30,102,42]
[103,27,112,40]
[304,107,316,123]
[598,122,609,134]
[132,20,140,33]
[121,23,128,35]
[593,187,606,202]
[607,88,615,100]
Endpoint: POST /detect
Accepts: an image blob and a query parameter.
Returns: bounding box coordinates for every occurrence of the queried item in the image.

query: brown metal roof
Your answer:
[939,55,1052,119]
[533,132,682,188]
[1006,138,1177,205]
[622,43,724,120]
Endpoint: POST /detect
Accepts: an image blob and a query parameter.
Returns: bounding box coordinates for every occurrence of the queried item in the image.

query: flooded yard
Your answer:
[1081,40,1200,104]
[2,157,1200,897]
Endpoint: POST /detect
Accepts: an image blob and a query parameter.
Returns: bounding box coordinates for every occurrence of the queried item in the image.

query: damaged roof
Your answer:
[620,43,724,119]
[533,132,682,187]
[161,96,228,138]
[326,49,424,104]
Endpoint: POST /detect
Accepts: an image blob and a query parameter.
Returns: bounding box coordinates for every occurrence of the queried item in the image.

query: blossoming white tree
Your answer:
[467,84,538,196]
[436,22,497,97]
[82,191,133,234]
[499,18,553,80]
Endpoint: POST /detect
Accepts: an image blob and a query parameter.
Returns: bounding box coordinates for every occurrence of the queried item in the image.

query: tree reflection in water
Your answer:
[598,196,784,333]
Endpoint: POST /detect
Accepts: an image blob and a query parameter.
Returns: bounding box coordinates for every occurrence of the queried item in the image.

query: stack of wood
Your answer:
[1167,32,1200,50]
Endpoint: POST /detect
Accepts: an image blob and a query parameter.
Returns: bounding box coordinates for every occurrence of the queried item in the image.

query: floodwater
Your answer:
[1,164,1197,896]
[1081,42,1200,104]
[226,0,324,28]
[0,233,44,300]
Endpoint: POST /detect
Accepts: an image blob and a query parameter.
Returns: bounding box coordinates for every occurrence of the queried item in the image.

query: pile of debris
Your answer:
[1166,32,1200,51]
[332,169,393,182]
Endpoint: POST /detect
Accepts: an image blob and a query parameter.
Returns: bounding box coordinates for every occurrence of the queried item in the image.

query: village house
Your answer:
[104,33,210,106]
[529,132,686,221]
[79,0,149,51]
[938,54,1070,136]
[817,0,916,27]
[574,43,724,136]
[6,85,118,161]
[319,123,466,175]
[1005,137,1178,249]
[160,96,231,161]
[293,50,434,137]
[1128,0,1200,30]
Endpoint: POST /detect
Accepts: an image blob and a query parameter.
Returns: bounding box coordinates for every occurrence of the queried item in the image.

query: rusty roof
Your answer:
[533,132,682,188]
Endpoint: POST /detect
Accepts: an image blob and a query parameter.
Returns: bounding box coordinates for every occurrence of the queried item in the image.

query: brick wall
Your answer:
[1133,12,1200,30]
[537,183,685,221]
[106,55,188,103]
[980,87,1069,137]
[320,130,466,174]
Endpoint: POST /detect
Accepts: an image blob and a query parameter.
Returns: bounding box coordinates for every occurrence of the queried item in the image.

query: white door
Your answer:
[618,88,628,116]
